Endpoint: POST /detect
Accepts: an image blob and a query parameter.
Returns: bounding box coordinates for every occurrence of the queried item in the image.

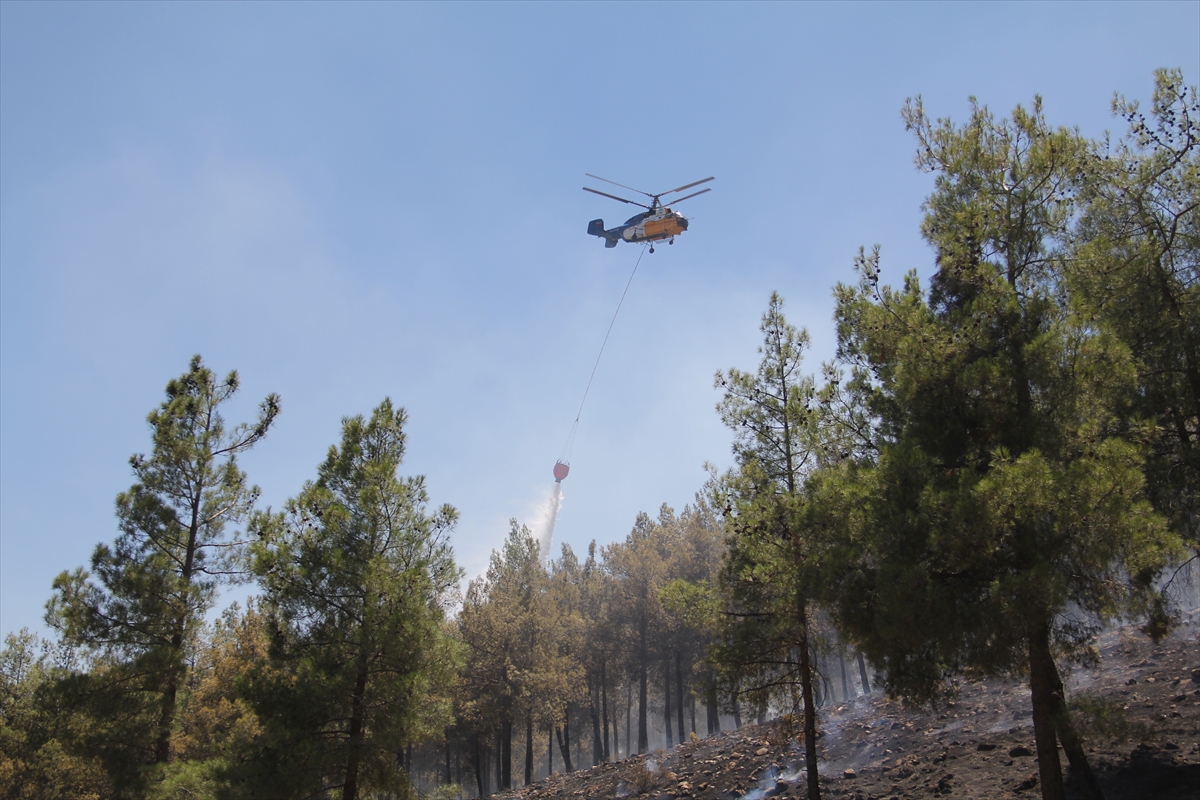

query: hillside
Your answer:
[492,626,1199,799]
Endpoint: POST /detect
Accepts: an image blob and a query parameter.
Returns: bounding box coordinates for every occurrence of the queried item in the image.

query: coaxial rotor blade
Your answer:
[585,174,654,198]
[583,186,650,208]
[666,188,711,205]
[661,176,715,196]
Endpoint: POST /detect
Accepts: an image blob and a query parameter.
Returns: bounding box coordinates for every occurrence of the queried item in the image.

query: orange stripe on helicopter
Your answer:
[643,218,685,238]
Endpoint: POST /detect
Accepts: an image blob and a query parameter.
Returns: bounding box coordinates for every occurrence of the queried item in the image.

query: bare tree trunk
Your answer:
[664,654,674,747]
[857,651,871,694]
[525,711,534,786]
[501,717,513,790]
[589,675,603,765]
[555,725,569,773]
[798,623,821,800]
[688,691,696,736]
[705,672,721,734]
[1029,625,1066,800]
[675,650,685,744]
[548,725,554,776]
[495,729,502,793]
[625,681,632,758]
[601,660,610,761]
[555,705,574,772]
[474,735,485,798]
[638,620,649,754]
[839,648,850,702]
[1050,660,1106,800]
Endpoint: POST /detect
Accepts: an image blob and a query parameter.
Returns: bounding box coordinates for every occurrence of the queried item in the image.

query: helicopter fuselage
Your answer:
[587,208,689,248]
[621,208,689,242]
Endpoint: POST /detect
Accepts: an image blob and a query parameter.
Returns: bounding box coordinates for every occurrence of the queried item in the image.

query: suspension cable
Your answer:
[559,245,648,461]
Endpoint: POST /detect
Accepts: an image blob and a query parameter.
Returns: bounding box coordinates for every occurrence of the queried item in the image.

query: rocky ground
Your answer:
[492,626,1199,799]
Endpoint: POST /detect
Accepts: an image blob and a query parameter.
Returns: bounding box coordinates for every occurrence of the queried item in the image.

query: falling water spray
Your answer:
[532,461,569,563]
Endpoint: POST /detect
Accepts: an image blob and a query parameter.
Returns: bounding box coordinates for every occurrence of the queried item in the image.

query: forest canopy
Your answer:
[1,70,1195,800]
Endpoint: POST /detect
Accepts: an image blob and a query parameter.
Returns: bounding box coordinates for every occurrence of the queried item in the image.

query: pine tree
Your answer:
[247,399,460,800]
[457,522,581,789]
[46,356,278,782]
[603,508,675,755]
[826,94,1184,800]
[711,293,829,800]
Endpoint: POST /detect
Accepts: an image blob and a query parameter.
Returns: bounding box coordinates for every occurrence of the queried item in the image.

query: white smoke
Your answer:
[529,482,564,563]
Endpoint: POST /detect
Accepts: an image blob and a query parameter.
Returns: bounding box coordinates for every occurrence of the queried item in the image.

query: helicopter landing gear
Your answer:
[649,245,655,253]
[668,238,674,245]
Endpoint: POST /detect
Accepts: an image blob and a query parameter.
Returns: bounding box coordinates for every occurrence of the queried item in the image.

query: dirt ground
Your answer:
[492,626,1199,799]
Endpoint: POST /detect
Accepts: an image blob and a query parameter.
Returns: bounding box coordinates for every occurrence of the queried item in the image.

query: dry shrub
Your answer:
[629,759,656,794]
[770,712,801,746]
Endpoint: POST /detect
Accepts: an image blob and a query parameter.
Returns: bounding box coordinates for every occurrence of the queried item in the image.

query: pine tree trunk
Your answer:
[638,620,649,754]
[1050,661,1106,799]
[556,705,574,772]
[840,648,850,702]
[601,660,610,761]
[675,650,685,744]
[798,620,821,800]
[688,691,696,736]
[154,628,183,763]
[495,729,502,791]
[156,500,204,764]
[589,676,603,765]
[857,651,871,694]
[664,655,674,747]
[625,681,632,758]
[1029,625,1066,800]
[705,674,721,734]
[525,711,534,785]
[475,735,485,798]
[501,716,513,790]
[342,653,371,800]
[548,725,554,775]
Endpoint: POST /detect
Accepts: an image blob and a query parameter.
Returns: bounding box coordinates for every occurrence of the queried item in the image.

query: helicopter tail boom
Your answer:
[587,219,620,248]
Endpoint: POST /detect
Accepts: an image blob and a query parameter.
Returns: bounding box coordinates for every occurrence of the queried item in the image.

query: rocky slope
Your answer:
[492,626,1199,799]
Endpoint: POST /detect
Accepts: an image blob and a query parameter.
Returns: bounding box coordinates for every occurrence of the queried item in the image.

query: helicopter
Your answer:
[584,174,713,252]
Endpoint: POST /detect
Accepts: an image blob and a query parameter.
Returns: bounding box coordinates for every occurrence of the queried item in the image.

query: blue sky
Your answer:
[2,1,1197,638]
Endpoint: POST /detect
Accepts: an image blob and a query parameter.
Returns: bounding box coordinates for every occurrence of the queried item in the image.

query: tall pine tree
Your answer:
[47,356,278,782]
[247,400,460,800]
[711,293,828,800]
[827,95,1183,800]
